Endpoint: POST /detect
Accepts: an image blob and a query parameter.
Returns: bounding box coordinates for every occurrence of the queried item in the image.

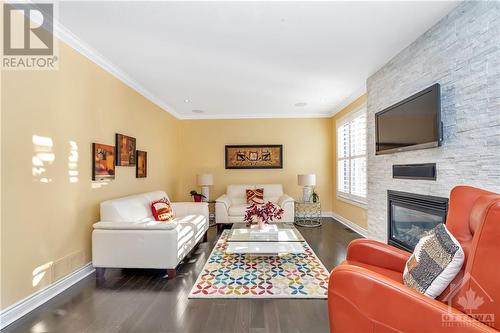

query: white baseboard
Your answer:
[0,263,95,329]
[323,211,369,238]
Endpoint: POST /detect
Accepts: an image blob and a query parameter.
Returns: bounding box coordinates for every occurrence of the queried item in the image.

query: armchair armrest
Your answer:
[277,194,294,207]
[215,194,232,210]
[346,239,411,273]
[170,202,208,218]
[329,264,494,333]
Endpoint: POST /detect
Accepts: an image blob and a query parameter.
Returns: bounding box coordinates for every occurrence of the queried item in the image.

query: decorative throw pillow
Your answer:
[246,188,264,205]
[403,223,464,299]
[151,197,175,222]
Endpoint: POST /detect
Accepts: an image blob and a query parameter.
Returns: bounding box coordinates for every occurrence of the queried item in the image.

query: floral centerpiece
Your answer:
[244,202,284,229]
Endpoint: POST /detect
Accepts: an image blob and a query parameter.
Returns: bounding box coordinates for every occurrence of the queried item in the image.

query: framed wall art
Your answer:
[136,150,147,178]
[225,145,283,169]
[115,133,136,166]
[92,143,115,180]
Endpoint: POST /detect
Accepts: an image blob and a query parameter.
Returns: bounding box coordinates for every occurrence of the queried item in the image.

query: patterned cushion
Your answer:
[151,197,175,222]
[246,188,264,204]
[403,223,464,298]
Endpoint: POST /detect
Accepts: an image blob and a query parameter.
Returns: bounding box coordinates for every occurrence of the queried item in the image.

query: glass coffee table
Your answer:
[226,223,305,255]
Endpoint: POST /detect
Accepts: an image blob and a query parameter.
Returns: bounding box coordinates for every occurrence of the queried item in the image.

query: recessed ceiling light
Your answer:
[184,99,190,103]
[192,109,204,114]
[294,102,307,107]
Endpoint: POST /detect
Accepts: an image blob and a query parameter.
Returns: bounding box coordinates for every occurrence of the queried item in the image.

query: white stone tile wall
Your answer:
[366,2,500,241]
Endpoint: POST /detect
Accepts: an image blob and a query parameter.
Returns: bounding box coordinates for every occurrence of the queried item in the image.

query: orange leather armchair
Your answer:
[328,186,500,333]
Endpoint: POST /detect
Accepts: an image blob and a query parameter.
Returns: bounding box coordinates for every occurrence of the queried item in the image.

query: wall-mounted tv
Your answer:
[375,83,442,155]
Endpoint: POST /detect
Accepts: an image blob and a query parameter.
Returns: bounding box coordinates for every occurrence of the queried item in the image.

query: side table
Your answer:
[294,201,322,228]
[207,201,216,227]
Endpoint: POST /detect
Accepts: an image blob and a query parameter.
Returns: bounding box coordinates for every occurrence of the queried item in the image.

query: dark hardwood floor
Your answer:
[3,219,361,333]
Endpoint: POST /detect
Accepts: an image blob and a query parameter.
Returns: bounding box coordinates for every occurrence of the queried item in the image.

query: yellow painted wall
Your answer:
[176,119,334,211]
[331,95,368,229]
[1,42,180,309]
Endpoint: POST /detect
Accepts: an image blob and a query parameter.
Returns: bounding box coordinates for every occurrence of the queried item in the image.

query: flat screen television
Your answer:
[375,83,442,155]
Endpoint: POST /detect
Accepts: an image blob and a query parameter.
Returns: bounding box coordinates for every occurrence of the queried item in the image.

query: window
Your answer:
[336,107,367,206]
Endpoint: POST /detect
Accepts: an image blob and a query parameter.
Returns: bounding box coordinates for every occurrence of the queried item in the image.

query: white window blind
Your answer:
[336,107,367,205]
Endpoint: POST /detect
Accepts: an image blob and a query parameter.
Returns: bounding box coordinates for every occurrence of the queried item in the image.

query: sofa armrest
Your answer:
[346,239,411,273]
[277,194,294,207]
[171,202,208,219]
[215,194,232,210]
[276,194,294,223]
[93,221,178,230]
[328,264,494,333]
[215,195,231,224]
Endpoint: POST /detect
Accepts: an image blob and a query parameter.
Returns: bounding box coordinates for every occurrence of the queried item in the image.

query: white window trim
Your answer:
[336,105,367,207]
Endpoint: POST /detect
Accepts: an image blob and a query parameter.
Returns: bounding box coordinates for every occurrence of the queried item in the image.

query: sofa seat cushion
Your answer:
[344,260,404,284]
[175,214,207,235]
[93,220,178,230]
[228,203,251,216]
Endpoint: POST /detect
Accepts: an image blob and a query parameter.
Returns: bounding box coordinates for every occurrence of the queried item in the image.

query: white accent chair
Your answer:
[92,191,208,278]
[215,184,294,228]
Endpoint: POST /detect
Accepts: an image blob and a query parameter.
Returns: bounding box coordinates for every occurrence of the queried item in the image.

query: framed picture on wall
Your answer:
[92,143,115,180]
[115,133,136,166]
[225,145,283,169]
[136,150,147,178]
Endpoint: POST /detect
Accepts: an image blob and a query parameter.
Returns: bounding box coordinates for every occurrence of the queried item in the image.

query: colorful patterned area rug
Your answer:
[189,230,329,299]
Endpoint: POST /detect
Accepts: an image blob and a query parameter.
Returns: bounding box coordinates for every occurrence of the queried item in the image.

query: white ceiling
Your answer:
[56,1,458,119]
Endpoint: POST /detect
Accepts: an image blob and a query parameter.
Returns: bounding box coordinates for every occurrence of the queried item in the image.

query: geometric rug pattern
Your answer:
[189,230,329,299]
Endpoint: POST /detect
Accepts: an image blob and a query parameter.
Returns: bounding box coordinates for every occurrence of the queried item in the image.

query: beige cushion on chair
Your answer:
[228,203,250,216]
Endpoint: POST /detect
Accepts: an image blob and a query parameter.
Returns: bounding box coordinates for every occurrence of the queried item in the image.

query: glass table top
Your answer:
[227,223,304,242]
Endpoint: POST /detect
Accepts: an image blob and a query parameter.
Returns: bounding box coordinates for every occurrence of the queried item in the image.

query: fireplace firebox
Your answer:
[387,190,449,252]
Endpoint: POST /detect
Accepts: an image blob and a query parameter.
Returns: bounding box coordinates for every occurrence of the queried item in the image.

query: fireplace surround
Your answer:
[387,190,449,251]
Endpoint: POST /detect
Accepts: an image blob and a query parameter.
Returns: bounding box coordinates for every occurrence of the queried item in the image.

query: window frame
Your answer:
[336,106,368,208]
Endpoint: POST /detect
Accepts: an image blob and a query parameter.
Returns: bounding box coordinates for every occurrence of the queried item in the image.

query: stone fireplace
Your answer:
[387,190,448,251]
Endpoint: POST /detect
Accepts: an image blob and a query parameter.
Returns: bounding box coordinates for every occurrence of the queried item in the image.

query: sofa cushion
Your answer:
[228,203,251,216]
[227,185,252,205]
[403,224,464,299]
[100,191,169,222]
[151,197,175,222]
[246,188,264,204]
[260,184,283,203]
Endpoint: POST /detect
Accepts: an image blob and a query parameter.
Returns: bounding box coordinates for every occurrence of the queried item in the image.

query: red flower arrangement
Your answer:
[244,201,284,227]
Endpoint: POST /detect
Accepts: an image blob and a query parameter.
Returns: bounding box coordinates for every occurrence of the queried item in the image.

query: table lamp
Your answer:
[197,174,214,202]
[298,174,316,203]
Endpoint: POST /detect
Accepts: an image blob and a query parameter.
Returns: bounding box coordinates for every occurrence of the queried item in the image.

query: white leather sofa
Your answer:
[92,191,208,278]
[215,184,294,227]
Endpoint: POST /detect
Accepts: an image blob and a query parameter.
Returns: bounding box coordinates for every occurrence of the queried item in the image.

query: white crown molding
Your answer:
[0,263,95,330]
[323,211,369,238]
[179,112,334,120]
[52,21,184,119]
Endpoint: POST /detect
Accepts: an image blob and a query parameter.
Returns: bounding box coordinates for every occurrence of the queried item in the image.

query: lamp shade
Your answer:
[197,174,214,186]
[298,174,316,186]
